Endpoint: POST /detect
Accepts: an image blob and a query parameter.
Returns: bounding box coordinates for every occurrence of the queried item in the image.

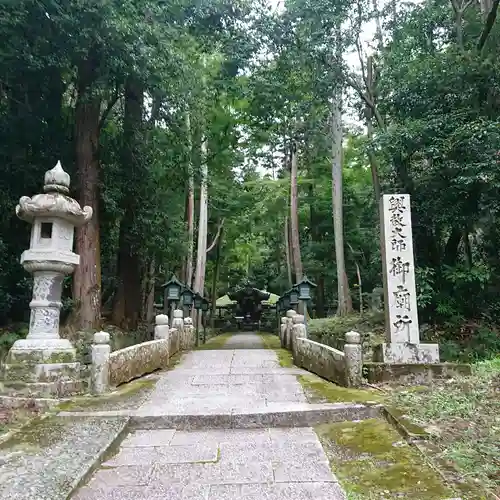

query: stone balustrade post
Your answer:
[280,317,287,347]
[344,331,363,387]
[291,314,306,358]
[172,309,184,352]
[91,331,111,395]
[285,310,297,350]
[184,317,195,349]
[154,314,170,340]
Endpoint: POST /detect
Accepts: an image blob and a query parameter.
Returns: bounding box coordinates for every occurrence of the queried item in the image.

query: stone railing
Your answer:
[90,311,193,394]
[281,312,362,387]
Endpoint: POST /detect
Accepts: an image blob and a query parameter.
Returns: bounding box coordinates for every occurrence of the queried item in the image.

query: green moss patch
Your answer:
[0,405,42,440]
[258,333,294,367]
[315,419,457,499]
[298,373,383,404]
[56,376,158,412]
[0,415,63,452]
[388,357,500,495]
[195,332,233,350]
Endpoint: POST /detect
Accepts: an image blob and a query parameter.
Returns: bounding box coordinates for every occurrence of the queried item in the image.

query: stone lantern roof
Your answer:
[16,161,93,226]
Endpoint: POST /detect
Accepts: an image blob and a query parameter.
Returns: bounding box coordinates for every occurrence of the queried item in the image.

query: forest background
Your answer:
[0,0,500,363]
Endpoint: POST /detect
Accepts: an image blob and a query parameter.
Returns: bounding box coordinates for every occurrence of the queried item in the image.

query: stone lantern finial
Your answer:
[44,160,70,194]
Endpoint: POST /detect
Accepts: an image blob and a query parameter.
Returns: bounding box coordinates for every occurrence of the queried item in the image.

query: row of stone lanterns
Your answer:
[277,277,317,330]
[162,275,210,345]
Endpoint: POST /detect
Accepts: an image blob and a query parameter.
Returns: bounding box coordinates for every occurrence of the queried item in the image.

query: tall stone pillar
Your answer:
[375,194,439,363]
[285,309,296,350]
[1,161,92,396]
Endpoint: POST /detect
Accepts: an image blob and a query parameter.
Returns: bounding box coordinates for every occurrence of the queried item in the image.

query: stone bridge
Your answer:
[70,331,377,499]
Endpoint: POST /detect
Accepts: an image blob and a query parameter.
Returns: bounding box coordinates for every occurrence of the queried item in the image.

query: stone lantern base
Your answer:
[1,339,83,397]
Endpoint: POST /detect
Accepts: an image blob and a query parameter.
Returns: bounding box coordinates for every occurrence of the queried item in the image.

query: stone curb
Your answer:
[65,418,130,500]
[57,403,383,430]
[382,406,498,500]
[382,405,430,441]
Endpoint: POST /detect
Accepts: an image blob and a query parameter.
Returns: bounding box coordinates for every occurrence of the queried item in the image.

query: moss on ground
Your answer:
[0,415,64,452]
[388,356,500,496]
[258,333,294,367]
[298,373,384,404]
[194,332,233,350]
[56,376,158,412]
[0,406,41,439]
[315,419,457,499]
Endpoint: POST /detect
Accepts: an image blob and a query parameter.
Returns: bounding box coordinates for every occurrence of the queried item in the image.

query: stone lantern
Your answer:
[1,161,92,396]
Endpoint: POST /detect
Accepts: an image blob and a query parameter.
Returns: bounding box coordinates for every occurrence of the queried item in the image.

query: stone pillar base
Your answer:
[1,340,83,397]
[374,342,440,364]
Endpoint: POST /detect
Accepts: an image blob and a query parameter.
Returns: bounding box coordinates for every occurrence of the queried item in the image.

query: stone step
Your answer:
[57,402,382,430]
[2,362,81,383]
[0,379,85,398]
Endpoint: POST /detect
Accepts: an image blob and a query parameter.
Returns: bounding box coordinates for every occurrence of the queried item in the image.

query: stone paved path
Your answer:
[74,333,347,500]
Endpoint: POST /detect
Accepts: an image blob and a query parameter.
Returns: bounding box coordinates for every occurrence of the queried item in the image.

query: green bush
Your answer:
[307,312,386,357]
[0,325,28,362]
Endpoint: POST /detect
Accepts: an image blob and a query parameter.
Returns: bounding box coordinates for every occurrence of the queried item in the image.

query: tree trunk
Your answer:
[193,137,208,301]
[289,142,303,283]
[145,257,156,326]
[72,54,102,330]
[210,224,223,328]
[316,275,326,318]
[284,215,293,287]
[366,56,382,204]
[183,110,195,288]
[111,76,144,329]
[332,89,353,316]
[372,0,384,47]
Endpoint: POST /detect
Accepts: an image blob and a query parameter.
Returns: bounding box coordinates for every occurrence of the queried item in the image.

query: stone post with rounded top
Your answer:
[172,309,184,352]
[285,309,297,350]
[183,317,195,349]
[154,314,170,341]
[280,317,287,347]
[91,331,111,395]
[344,331,363,387]
[291,314,306,358]
[2,161,92,396]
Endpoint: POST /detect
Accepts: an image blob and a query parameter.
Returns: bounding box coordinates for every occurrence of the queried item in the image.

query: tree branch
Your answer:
[98,85,120,131]
[477,0,500,51]
[206,218,225,253]
[345,72,386,129]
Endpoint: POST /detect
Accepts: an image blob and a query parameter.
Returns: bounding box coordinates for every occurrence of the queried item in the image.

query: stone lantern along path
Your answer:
[1,161,92,397]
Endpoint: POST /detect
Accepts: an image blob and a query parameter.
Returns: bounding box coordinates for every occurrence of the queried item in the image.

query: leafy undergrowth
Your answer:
[307,312,385,358]
[316,419,457,499]
[258,333,293,367]
[298,373,384,404]
[388,357,500,496]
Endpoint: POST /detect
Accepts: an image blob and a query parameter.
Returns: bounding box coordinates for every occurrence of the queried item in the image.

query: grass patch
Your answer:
[258,333,294,367]
[388,357,500,495]
[298,373,384,404]
[316,418,457,499]
[195,332,233,350]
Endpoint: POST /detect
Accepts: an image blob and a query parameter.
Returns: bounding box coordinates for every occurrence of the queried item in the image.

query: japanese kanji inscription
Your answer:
[380,194,419,344]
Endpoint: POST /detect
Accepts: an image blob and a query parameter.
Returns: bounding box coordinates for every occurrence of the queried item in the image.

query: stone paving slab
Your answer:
[74,427,346,499]
[103,443,219,466]
[71,333,360,499]
[0,416,128,500]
